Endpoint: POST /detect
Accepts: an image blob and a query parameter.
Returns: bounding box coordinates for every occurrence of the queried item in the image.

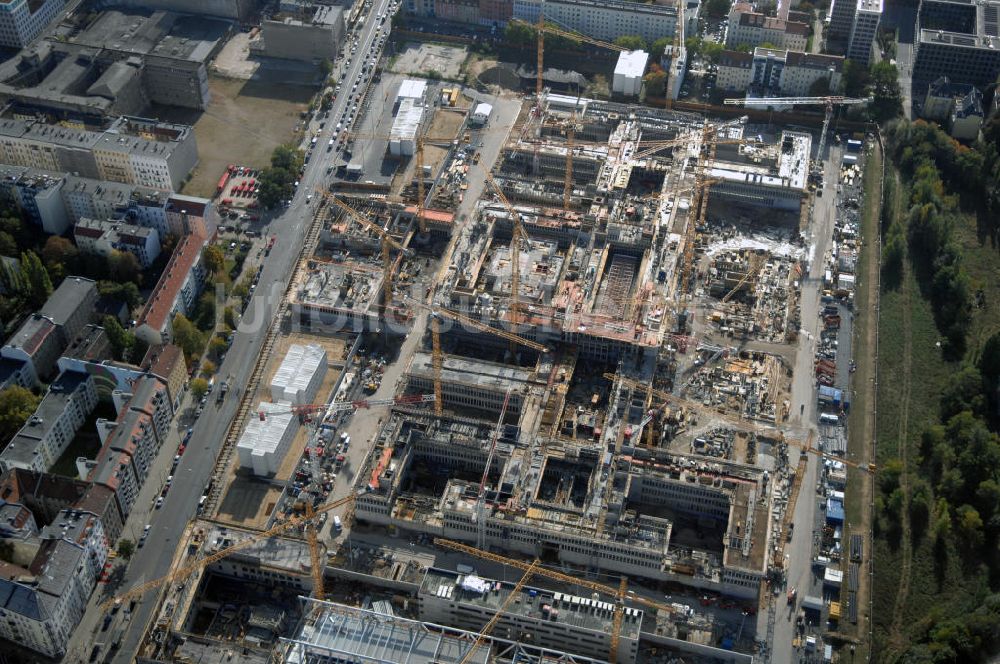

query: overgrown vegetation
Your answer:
[0,386,41,448]
[256,145,305,210]
[874,120,1000,662]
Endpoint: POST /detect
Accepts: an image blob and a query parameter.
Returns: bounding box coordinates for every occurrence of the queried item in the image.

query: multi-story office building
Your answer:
[846,0,882,65]
[913,0,1000,87]
[511,0,679,44]
[0,0,64,47]
[74,218,162,268]
[0,116,198,191]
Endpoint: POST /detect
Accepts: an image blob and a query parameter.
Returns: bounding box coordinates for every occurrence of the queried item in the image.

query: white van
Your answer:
[333,516,343,531]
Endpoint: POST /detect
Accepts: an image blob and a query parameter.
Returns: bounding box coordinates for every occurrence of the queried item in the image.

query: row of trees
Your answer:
[257,145,306,210]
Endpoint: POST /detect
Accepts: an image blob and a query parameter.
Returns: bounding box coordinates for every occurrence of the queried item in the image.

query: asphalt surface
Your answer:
[61,2,401,661]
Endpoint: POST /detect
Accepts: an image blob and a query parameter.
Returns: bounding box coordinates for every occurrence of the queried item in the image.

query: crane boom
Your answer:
[484,173,532,338]
[103,493,356,610]
[724,95,873,106]
[435,538,676,616]
[305,503,324,600]
[324,192,409,254]
[459,560,541,664]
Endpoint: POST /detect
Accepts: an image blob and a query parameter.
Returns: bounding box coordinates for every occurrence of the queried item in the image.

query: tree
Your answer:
[209,335,228,359]
[613,35,647,51]
[103,315,135,362]
[651,36,672,59]
[643,69,668,96]
[41,236,78,281]
[842,58,870,97]
[98,280,141,310]
[116,539,135,560]
[957,504,984,546]
[0,386,40,447]
[504,20,535,46]
[19,251,52,307]
[869,61,902,122]
[701,41,724,63]
[202,245,225,275]
[172,313,206,361]
[192,291,217,332]
[224,306,238,330]
[270,144,304,173]
[107,250,141,284]
[201,360,217,377]
[319,58,333,78]
[684,36,703,58]
[0,231,15,256]
[704,0,730,17]
[190,377,209,400]
[940,365,987,420]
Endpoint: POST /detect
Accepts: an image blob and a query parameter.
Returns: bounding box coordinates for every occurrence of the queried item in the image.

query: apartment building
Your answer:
[0,371,99,473]
[0,0,64,48]
[61,176,170,232]
[0,167,69,235]
[164,194,216,237]
[135,230,210,346]
[1,276,98,385]
[725,10,809,51]
[0,116,198,192]
[512,0,679,44]
[717,47,843,96]
[74,218,162,268]
[140,344,188,410]
[913,0,1000,86]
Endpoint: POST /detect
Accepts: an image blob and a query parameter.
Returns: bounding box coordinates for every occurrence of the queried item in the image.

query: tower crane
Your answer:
[724,96,872,164]
[414,135,459,233]
[604,372,876,473]
[435,538,678,662]
[459,560,541,664]
[320,191,413,308]
[401,296,547,417]
[103,493,357,611]
[258,394,437,421]
[720,252,767,304]
[477,389,512,550]
[483,173,532,340]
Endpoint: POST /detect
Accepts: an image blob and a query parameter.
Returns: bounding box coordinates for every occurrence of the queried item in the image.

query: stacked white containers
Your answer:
[612,50,650,97]
[389,99,424,157]
[270,344,328,405]
[237,402,298,476]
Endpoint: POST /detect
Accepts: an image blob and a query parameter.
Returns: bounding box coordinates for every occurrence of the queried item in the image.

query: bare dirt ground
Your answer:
[390,42,467,79]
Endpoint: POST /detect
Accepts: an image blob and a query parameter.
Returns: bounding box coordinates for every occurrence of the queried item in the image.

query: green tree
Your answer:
[116,539,135,560]
[103,315,135,362]
[0,231,15,256]
[209,335,228,359]
[504,20,535,46]
[270,144,304,173]
[201,360,217,376]
[319,58,333,77]
[704,0,730,17]
[613,35,647,51]
[172,313,206,361]
[940,365,986,420]
[192,291,217,332]
[643,69,668,96]
[701,41,724,63]
[224,306,238,330]
[190,377,209,400]
[41,236,78,281]
[869,61,902,122]
[19,251,52,307]
[202,245,225,275]
[108,250,141,284]
[651,36,672,59]
[842,58,870,96]
[98,280,142,310]
[684,36,703,58]
[0,386,40,447]
[957,504,984,546]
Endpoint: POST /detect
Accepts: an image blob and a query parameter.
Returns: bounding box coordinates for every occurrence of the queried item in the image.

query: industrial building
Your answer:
[0,9,227,118]
[236,401,299,476]
[612,50,649,97]
[270,344,328,405]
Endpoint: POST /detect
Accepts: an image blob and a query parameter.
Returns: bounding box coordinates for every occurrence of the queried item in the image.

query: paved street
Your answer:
[764,144,842,664]
[60,1,401,661]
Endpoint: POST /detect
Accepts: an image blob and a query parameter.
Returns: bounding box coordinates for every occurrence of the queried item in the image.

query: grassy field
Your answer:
[871,162,1000,661]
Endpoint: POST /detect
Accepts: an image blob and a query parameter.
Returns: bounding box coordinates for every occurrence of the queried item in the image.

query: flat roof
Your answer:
[390,98,423,143]
[40,276,96,327]
[398,79,427,100]
[614,50,649,78]
[236,401,297,456]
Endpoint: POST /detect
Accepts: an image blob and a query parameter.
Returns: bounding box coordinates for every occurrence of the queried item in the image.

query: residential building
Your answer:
[950,86,985,139]
[826,0,857,45]
[0,116,198,192]
[164,194,216,237]
[913,0,1000,87]
[847,0,882,65]
[716,47,843,96]
[38,508,108,589]
[1,276,98,384]
[60,324,112,366]
[479,0,513,26]
[89,444,140,520]
[0,0,64,48]
[62,176,170,234]
[922,76,977,120]
[73,483,124,546]
[0,371,98,473]
[0,168,69,235]
[261,5,345,62]
[0,538,97,657]
[135,230,209,346]
[725,10,809,51]
[436,0,480,23]
[140,344,188,409]
[512,0,679,44]
[74,218,162,268]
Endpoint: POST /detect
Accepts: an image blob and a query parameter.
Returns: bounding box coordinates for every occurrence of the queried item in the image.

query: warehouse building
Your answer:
[269,344,328,405]
[236,402,299,476]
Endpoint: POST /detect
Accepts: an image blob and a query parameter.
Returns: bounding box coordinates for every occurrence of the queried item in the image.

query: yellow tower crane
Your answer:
[402,296,547,417]
[102,493,356,611]
[458,560,541,664]
[483,173,532,341]
[320,191,412,308]
[435,538,678,663]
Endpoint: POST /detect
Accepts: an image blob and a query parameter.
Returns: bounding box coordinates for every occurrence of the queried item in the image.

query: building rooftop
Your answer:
[391,98,424,143]
[1,371,92,470]
[409,352,535,391]
[61,324,111,364]
[271,344,326,397]
[138,230,207,333]
[614,50,649,78]
[397,79,428,100]
[40,276,97,328]
[421,568,644,641]
[140,343,184,383]
[236,402,297,459]
[72,10,227,62]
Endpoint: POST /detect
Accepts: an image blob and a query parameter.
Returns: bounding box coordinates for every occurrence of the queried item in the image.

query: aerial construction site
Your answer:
[121,69,866,664]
